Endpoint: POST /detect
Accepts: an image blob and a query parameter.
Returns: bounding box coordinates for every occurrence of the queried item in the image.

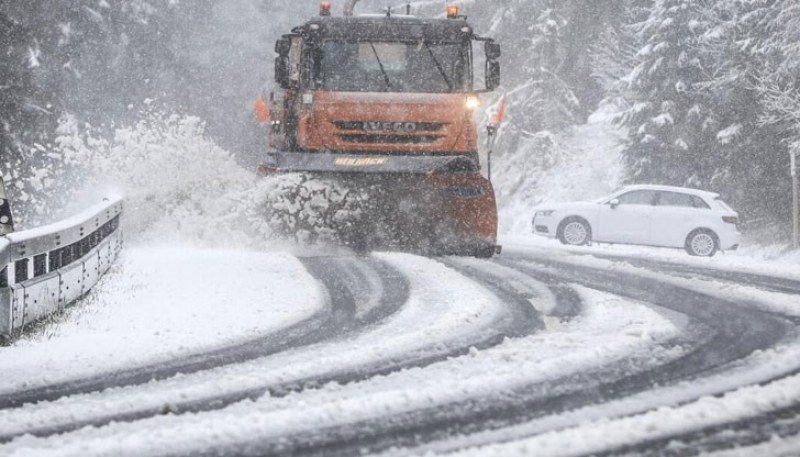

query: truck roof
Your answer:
[294,15,474,43]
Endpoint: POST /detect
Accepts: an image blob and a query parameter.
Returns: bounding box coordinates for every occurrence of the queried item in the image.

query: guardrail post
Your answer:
[792,148,799,249]
[0,177,13,235]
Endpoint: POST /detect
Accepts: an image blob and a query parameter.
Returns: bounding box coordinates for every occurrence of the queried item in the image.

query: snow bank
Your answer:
[493,102,800,268]
[495,102,625,235]
[0,270,686,456]
[0,248,325,394]
[0,253,508,440]
[504,233,800,280]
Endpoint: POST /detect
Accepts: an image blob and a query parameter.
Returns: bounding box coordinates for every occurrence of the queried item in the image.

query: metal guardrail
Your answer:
[0,197,123,339]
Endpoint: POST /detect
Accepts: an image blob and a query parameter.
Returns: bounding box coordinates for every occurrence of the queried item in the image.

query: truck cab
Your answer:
[266,8,500,161]
[257,4,502,257]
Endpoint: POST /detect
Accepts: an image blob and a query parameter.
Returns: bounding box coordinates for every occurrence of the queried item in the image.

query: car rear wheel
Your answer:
[558,217,592,246]
[685,230,718,257]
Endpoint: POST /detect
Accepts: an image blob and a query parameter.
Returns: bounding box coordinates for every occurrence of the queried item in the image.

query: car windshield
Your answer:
[316,40,469,93]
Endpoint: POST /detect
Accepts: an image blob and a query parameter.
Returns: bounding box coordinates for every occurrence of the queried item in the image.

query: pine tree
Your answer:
[617,0,717,186]
[700,0,789,223]
[0,8,58,210]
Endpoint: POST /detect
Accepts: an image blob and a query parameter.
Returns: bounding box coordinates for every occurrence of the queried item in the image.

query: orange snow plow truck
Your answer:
[256,2,502,257]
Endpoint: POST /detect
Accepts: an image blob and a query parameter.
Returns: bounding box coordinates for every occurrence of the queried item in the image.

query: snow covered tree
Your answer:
[697,0,790,224]
[591,0,652,96]
[617,0,721,186]
[0,8,60,213]
[0,1,212,220]
[616,0,797,227]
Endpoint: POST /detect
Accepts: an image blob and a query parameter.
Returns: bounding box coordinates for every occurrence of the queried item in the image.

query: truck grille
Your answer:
[334,121,445,133]
[339,134,441,144]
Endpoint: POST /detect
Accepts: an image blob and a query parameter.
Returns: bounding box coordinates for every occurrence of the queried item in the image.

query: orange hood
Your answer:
[296,91,478,155]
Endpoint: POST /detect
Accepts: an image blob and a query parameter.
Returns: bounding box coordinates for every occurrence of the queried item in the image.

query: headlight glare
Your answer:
[465,95,481,110]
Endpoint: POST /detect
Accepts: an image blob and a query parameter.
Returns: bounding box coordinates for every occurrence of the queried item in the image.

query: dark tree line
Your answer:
[2,0,800,234]
[0,0,212,211]
[463,0,800,232]
[615,0,797,229]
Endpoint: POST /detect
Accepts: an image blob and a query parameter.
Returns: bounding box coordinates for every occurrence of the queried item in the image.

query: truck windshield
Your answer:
[316,41,469,93]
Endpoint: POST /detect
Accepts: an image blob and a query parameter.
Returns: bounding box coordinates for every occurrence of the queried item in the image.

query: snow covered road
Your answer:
[1,245,799,456]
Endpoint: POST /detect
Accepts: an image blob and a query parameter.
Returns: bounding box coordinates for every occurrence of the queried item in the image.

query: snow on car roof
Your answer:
[620,184,720,199]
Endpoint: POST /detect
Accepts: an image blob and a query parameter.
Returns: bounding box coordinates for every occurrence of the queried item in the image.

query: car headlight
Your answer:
[465,95,481,111]
[535,210,555,217]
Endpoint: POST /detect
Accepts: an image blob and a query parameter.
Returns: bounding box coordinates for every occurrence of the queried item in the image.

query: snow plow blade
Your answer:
[258,151,481,175]
[258,152,499,257]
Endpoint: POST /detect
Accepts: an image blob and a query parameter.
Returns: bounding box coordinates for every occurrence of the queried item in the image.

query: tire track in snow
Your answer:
[0,312,329,410]
[440,256,582,323]
[611,403,800,457]
[415,251,794,457]
[0,252,547,446]
[577,252,800,324]
[6,250,795,457]
[0,253,557,455]
[561,249,800,294]
[248,252,790,457]
[163,255,577,457]
[0,255,409,442]
[552,254,800,457]
[500,252,791,384]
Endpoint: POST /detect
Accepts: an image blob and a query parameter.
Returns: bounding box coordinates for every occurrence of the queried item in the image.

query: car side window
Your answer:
[691,195,710,209]
[657,191,695,208]
[615,190,656,206]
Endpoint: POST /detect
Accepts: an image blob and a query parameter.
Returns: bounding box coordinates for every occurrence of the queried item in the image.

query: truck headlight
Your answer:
[465,95,481,111]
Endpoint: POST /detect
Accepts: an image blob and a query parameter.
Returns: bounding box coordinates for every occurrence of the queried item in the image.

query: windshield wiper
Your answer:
[369,42,392,91]
[424,42,453,92]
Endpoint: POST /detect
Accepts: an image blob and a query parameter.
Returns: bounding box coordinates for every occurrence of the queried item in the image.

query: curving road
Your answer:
[1,247,799,456]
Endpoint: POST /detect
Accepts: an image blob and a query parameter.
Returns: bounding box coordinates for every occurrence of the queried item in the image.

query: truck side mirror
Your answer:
[275,56,290,88]
[274,37,292,89]
[0,177,14,235]
[485,41,501,60]
[275,38,291,57]
[486,60,500,91]
[485,41,501,91]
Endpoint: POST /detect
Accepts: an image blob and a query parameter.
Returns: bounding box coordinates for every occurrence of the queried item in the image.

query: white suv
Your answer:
[532,185,740,256]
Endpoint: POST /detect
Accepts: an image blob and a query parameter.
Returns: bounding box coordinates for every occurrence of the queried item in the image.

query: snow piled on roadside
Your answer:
[0,253,508,441]
[0,258,687,457]
[0,248,325,394]
[494,102,800,267]
[495,102,625,235]
[506,233,800,280]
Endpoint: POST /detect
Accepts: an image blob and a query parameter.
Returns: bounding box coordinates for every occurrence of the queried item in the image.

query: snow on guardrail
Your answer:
[0,197,123,339]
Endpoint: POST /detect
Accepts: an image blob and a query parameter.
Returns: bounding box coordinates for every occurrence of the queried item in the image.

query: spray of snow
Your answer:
[50,113,265,248]
[22,111,365,251]
[5,108,375,253]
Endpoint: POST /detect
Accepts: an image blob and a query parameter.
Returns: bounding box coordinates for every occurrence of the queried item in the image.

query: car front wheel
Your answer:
[685,230,718,257]
[558,217,592,246]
